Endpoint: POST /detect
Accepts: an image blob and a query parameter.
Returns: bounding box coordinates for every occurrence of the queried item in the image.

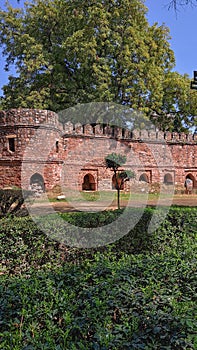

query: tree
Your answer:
[105,153,135,209]
[0,0,196,132]
[151,72,197,132]
[0,1,174,110]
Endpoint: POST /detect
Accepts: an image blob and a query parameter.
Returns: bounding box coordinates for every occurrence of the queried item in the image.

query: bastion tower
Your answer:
[0,109,64,191]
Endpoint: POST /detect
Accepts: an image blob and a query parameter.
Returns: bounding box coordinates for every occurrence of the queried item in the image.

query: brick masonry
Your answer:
[0,109,196,193]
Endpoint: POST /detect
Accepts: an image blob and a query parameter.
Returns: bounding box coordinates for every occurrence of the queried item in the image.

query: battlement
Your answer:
[0,109,63,130]
[0,109,196,191]
[0,109,196,144]
[63,121,197,144]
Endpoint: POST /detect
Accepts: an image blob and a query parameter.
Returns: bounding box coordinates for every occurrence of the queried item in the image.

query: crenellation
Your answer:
[114,127,122,139]
[187,133,195,142]
[0,108,196,192]
[172,132,179,141]
[0,109,60,128]
[84,124,93,135]
[156,131,164,140]
[104,125,113,137]
[75,123,83,134]
[179,133,187,142]
[0,110,6,125]
[139,130,147,140]
[148,131,156,140]
[123,129,131,139]
[64,121,74,133]
[131,130,140,140]
[94,124,103,136]
[164,132,172,141]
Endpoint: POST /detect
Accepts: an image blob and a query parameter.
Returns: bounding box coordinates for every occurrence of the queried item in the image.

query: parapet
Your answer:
[63,122,197,143]
[0,109,196,143]
[0,109,63,130]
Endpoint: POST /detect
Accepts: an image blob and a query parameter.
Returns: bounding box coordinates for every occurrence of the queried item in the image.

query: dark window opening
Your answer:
[8,138,15,152]
[56,141,59,153]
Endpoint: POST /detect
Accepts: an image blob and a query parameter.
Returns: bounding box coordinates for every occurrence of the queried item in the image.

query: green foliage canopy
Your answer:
[0,0,196,131]
[105,153,127,172]
[0,0,173,110]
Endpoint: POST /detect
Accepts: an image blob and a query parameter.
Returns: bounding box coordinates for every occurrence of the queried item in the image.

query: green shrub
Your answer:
[0,253,196,349]
[0,207,196,274]
[0,207,196,349]
[0,189,32,217]
[0,217,63,274]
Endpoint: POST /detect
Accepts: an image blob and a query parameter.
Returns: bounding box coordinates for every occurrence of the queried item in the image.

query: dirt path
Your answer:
[29,194,197,215]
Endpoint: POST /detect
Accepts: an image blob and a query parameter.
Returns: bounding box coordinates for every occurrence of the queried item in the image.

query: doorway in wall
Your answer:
[82,173,96,191]
[30,173,45,196]
[164,173,173,185]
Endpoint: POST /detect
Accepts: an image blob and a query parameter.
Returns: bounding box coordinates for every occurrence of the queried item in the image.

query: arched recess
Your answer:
[139,173,149,183]
[164,173,173,185]
[185,173,196,188]
[30,173,45,192]
[82,174,96,191]
[112,174,124,190]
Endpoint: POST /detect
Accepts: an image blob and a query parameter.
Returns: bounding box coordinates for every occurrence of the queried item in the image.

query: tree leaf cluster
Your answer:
[105,153,127,172]
[0,0,196,131]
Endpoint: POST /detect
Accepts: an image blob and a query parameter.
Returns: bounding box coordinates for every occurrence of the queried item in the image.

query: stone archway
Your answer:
[164,173,173,185]
[185,173,196,189]
[82,173,96,191]
[30,173,45,196]
[139,173,149,183]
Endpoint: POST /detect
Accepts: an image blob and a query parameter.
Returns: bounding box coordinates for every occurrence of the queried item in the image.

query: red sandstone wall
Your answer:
[0,110,196,192]
[0,161,21,188]
[61,132,196,192]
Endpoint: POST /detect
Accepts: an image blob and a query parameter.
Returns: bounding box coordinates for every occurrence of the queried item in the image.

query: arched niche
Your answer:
[30,173,45,193]
[164,173,173,185]
[139,173,149,183]
[185,173,196,188]
[82,173,96,191]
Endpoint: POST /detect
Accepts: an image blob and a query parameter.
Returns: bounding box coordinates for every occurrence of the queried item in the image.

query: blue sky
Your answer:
[146,0,197,78]
[0,0,197,95]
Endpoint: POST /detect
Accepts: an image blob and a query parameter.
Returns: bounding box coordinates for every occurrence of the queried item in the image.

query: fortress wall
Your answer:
[62,133,196,191]
[62,136,161,191]
[0,161,21,188]
[0,109,196,191]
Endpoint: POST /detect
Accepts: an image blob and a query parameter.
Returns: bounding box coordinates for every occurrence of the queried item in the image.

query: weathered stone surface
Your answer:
[0,109,196,192]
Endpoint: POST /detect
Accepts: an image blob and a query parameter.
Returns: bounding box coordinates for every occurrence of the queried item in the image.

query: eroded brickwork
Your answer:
[0,109,196,193]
